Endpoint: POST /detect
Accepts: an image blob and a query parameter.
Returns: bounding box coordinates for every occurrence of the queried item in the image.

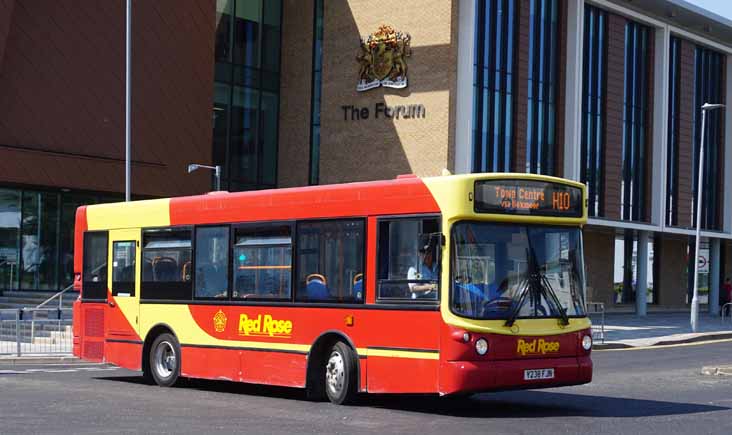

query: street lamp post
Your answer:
[691,102,725,332]
[125,0,131,202]
[188,164,222,191]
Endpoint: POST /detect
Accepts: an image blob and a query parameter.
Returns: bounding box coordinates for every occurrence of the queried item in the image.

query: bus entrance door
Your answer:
[105,228,142,368]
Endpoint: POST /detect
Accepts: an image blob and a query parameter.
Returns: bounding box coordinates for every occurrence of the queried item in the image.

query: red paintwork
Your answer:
[168,178,440,227]
[73,206,87,292]
[106,341,142,371]
[367,357,439,393]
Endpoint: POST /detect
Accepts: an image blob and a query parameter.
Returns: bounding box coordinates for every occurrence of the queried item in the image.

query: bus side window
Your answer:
[141,228,192,300]
[194,226,229,299]
[232,224,292,300]
[112,241,136,297]
[295,219,365,303]
[377,217,440,302]
[82,231,108,301]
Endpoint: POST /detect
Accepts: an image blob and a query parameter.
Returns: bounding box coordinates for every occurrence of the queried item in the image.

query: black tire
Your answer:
[148,333,181,387]
[324,341,357,405]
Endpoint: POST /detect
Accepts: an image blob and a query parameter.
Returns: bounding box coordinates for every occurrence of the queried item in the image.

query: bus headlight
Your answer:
[582,335,592,351]
[475,338,488,355]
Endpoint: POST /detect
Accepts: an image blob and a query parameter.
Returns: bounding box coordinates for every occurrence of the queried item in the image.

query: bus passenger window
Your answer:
[141,228,192,300]
[194,226,229,299]
[377,217,440,301]
[295,219,365,303]
[112,241,136,297]
[233,225,292,300]
[82,231,108,301]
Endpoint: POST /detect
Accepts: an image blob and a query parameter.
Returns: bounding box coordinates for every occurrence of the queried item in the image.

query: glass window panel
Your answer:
[83,232,108,300]
[296,220,365,303]
[233,0,260,67]
[377,218,440,301]
[21,191,59,290]
[195,226,229,299]
[112,241,136,297]
[261,91,279,186]
[59,194,96,289]
[141,229,192,300]
[0,189,21,290]
[233,225,291,300]
[215,0,233,62]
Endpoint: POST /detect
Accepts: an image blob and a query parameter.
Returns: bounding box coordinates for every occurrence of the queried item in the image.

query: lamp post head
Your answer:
[187,164,199,173]
[701,103,725,111]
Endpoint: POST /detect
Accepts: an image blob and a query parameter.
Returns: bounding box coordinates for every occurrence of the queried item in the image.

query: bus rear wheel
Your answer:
[149,333,180,387]
[324,341,357,405]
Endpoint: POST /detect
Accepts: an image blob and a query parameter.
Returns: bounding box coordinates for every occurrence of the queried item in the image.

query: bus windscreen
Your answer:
[474,180,583,218]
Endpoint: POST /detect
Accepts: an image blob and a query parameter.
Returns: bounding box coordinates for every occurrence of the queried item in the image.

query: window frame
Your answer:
[111,240,137,297]
[81,230,109,302]
[193,224,232,301]
[294,217,367,304]
[231,220,295,302]
[375,214,442,305]
[140,226,194,301]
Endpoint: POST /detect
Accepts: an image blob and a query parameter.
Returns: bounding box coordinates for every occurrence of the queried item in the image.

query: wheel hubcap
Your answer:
[154,341,176,379]
[325,351,345,396]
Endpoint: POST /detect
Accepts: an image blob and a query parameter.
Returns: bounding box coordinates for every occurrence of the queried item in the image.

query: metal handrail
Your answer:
[722,303,732,322]
[36,283,75,310]
[586,301,605,343]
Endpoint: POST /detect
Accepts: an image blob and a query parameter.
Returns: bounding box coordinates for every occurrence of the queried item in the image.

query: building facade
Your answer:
[1,0,732,316]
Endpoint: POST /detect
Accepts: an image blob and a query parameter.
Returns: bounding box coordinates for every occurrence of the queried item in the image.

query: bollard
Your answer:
[15,309,21,357]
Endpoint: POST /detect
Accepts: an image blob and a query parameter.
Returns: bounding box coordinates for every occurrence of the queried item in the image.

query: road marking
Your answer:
[0,366,119,375]
[595,337,732,352]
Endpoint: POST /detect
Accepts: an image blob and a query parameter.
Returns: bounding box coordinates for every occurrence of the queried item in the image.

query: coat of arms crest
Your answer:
[356,25,411,92]
[213,309,227,333]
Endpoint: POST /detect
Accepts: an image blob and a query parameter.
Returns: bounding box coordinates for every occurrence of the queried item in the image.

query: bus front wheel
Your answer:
[324,341,357,405]
[149,333,181,387]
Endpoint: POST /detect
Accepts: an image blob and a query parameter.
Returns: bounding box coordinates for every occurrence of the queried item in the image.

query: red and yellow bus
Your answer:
[72,173,592,404]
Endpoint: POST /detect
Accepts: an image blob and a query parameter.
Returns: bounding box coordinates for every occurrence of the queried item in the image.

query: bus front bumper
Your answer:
[440,355,592,395]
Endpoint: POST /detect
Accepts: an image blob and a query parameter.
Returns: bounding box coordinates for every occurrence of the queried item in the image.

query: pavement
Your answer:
[592,312,732,349]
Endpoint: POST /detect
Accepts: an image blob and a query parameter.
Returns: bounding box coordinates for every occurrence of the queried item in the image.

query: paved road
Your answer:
[1,343,731,434]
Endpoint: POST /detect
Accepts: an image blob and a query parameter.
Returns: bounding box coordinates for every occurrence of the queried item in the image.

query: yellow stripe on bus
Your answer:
[86,198,170,230]
[358,348,440,360]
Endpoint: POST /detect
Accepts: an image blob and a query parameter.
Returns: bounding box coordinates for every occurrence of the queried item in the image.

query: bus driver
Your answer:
[408,241,438,298]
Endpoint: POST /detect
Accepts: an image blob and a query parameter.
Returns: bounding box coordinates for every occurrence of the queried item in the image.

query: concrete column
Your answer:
[652,26,670,227]
[636,231,649,316]
[725,55,732,232]
[453,0,476,174]
[709,238,721,315]
[563,0,584,181]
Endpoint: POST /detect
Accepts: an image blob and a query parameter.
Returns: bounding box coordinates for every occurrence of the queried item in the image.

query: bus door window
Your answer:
[295,219,365,303]
[141,228,192,300]
[376,216,440,301]
[194,226,229,299]
[112,241,136,297]
[233,225,292,300]
[82,231,108,301]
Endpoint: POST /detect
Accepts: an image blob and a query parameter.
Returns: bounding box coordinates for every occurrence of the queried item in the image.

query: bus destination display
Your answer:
[474,180,583,217]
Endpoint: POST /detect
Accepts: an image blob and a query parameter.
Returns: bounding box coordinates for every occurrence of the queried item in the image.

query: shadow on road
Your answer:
[96,375,728,419]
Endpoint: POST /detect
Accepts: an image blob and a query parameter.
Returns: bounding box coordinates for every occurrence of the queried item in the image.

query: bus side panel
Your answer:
[105,342,142,371]
[72,299,81,357]
[240,351,307,388]
[181,347,240,382]
[366,357,439,393]
[79,303,105,362]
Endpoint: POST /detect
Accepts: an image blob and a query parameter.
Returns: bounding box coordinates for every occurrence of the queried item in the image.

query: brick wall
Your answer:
[0,0,13,67]
[602,13,626,220]
[676,39,696,228]
[583,229,615,305]
[0,0,214,197]
[655,236,690,307]
[277,0,314,188]
[512,0,530,173]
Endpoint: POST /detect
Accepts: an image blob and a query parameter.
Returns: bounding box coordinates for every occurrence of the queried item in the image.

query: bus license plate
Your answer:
[524,368,555,380]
